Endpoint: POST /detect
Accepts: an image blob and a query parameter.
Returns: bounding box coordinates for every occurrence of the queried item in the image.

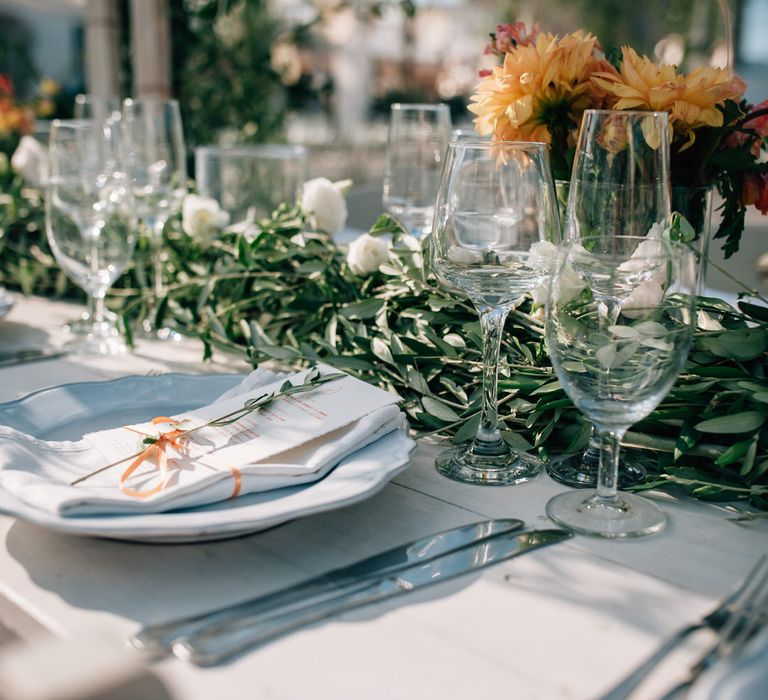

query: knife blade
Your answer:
[130,518,525,657]
[173,528,571,666]
[0,348,67,368]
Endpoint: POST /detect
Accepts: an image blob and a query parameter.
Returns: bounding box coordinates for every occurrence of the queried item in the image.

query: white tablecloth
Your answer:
[0,294,766,700]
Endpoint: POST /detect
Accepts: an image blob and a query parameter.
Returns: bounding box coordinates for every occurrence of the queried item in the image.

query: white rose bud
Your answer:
[346,233,389,275]
[182,194,230,240]
[11,135,48,187]
[301,177,348,235]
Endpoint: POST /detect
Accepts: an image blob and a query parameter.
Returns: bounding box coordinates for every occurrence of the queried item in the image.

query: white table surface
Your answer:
[0,294,766,700]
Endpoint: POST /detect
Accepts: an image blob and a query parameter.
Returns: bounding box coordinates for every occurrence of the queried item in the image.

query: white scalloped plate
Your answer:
[0,374,415,542]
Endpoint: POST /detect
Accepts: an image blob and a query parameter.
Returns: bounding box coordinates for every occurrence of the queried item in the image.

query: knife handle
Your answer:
[131,576,337,657]
[173,578,402,666]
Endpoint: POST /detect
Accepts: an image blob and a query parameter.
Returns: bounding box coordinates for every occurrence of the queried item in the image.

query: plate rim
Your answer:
[0,371,244,415]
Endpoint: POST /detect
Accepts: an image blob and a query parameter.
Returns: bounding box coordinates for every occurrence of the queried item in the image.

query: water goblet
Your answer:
[383,103,452,238]
[45,119,136,354]
[544,109,698,538]
[65,94,123,335]
[195,144,307,231]
[430,140,560,485]
[121,98,187,337]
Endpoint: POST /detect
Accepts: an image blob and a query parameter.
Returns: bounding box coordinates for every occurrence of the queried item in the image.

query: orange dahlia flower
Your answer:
[592,47,746,148]
[469,30,617,148]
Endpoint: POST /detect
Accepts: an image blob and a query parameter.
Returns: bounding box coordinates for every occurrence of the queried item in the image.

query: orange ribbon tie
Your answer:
[119,416,243,500]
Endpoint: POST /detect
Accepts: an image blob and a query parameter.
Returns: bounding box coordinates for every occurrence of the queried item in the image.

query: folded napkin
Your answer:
[0,366,406,517]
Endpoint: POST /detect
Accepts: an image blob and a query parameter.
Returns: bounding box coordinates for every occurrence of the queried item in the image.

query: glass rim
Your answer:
[390,102,450,112]
[122,97,181,108]
[582,108,670,120]
[447,139,548,151]
[195,144,307,159]
[51,118,98,129]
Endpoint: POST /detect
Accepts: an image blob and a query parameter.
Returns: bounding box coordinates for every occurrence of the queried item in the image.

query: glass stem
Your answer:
[153,245,165,298]
[93,292,106,326]
[86,294,97,321]
[473,304,509,454]
[596,429,625,502]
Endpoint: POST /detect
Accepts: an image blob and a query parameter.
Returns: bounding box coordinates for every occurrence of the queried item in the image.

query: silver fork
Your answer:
[599,556,768,700]
[657,556,768,700]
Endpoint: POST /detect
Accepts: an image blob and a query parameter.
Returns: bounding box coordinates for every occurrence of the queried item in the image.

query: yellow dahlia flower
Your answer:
[469,31,617,147]
[592,47,746,148]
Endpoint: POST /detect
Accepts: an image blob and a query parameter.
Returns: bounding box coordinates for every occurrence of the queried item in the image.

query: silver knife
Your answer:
[0,348,67,368]
[131,518,525,657]
[173,528,572,666]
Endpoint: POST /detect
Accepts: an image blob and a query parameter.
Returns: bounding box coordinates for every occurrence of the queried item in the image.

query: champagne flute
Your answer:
[383,103,452,238]
[430,141,560,485]
[46,119,136,354]
[121,98,187,337]
[544,110,698,538]
[65,94,123,335]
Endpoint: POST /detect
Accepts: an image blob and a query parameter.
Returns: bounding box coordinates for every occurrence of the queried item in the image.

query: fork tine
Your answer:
[600,555,768,700]
[711,556,768,661]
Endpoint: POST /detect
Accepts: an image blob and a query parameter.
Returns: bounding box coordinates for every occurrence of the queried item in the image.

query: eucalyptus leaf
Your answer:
[695,411,766,434]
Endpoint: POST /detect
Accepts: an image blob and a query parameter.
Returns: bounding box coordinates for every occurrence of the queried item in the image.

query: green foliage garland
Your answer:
[1,188,768,511]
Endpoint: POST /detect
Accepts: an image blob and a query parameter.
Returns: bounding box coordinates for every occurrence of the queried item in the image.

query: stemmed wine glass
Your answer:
[65,94,123,335]
[121,98,187,337]
[195,144,307,228]
[383,103,452,238]
[45,119,136,354]
[544,110,699,538]
[431,141,560,485]
[74,94,121,123]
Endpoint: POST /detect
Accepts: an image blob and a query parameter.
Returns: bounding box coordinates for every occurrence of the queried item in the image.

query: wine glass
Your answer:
[74,94,121,123]
[383,103,452,238]
[544,110,698,538]
[195,145,307,229]
[430,141,560,485]
[45,119,136,354]
[121,98,187,337]
[65,94,123,335]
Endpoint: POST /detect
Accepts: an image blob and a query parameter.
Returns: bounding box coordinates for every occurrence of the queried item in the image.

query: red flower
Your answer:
[725,99,768,154]
[0,74,13,98]
[485,22,540,57]
[743,172,768,215]
[745,99,768,138]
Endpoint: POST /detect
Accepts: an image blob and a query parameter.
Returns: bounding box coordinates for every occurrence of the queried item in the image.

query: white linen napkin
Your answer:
[0,366,407,517]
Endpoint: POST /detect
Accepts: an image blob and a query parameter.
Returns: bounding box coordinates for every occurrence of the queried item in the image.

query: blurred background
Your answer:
[0,0,766,290]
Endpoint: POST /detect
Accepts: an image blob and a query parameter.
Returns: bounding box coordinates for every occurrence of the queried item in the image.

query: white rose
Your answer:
[301,177,348,235]
[346,233,389,275]
[621,279,665,319]
[182,194,230,240]
[447,245,481,264]
[527,240,585,306]
[11,135,48,187]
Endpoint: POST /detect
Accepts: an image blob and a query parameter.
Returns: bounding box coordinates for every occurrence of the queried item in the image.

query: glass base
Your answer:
[547,449,651,489]
[436,442,542,486]
[65,322,127,356]
[139,319,183,342]
[545,490,667,539]
[64,309,119,335]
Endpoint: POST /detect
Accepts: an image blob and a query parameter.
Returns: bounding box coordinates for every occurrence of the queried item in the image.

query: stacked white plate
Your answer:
[0,373,415,542]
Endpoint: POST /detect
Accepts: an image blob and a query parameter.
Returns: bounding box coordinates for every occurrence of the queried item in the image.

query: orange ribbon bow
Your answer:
[119,417,187,498]
[119,417,242,500]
